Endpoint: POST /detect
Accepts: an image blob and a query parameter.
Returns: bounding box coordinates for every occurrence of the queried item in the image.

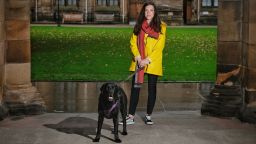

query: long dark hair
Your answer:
[133,1,161,35]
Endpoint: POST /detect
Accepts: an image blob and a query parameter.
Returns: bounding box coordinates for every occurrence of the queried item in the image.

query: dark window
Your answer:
[97,0,119,6]
[202,0,218,7]
[58,0,78,6]
[97,0,105,6]
[213,0,218,7]
[59,0,65,5]
[68,0,77,5]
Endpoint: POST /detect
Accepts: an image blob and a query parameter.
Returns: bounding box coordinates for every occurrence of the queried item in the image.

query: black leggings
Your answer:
[128,74,158,115]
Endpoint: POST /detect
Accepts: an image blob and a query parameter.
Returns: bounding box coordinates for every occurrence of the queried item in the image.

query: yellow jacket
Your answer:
[129,21,167,76]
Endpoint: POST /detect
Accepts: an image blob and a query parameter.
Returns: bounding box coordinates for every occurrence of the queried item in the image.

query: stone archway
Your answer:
[0,0,256,122]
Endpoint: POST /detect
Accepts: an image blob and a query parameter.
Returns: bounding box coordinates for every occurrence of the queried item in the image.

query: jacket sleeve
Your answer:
[130,33,140,58]
[147,23,166,62]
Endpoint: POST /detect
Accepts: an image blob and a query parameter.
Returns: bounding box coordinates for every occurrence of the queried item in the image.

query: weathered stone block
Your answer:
[247,45,256,68]
[0,42,4,65]
[0,22,5,41]
[243,0,249,22]
[217,42,242,64]
[8,0,29,9]
[6,40,30,63]
[249,23,256,44]
[33,82,54,111]
[5,0,30,20]
[4,85,46,115]
[5,63,31,86]
[77,82,97,100]
[242,22,249,43]
[245,91,256,105]
[6,20,30,40]
[218,22,241,42]
[242,43,248,69]
[0,0,4,21]
[218,1,241,22]
[218,1,241,41]
[246,71,256,89]
[0,65,3,89]
[245,44,256,89]
[249,0,256,22]
[239,107,256,124]
[5,86,38,103]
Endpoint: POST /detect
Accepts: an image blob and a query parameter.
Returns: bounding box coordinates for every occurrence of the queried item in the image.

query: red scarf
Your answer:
[134,20,159,87]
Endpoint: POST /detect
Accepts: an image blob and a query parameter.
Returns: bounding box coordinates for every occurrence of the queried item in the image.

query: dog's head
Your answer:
[100,83,118,102]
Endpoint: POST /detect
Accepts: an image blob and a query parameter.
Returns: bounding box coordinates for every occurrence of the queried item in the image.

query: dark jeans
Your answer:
[128,74,158,116]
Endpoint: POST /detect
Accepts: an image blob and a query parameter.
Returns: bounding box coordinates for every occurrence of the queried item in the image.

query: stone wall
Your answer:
[35,82,202,112]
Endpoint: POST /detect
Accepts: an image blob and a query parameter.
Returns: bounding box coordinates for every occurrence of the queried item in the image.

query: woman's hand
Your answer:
[139,59,150,67]
[135,56,141,63]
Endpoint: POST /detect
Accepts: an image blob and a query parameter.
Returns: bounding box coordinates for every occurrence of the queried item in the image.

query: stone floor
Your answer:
[0,111,256,144]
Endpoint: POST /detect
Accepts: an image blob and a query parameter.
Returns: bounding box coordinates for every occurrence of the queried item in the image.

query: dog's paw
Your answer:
[114,138,122,143]
[93,138,100,142]
[121,131,127,135]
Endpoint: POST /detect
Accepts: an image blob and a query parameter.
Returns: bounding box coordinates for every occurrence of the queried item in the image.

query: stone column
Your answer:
[4,0,45,115]
[0,0,8,120]
[217,0,242,71]
[201,0,243,117]
[243,0,256,107]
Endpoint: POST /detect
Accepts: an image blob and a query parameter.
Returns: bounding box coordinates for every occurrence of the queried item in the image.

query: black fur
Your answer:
[93,83,128,143]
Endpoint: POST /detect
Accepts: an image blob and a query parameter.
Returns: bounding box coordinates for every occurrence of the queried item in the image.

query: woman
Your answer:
[121,1,166,125]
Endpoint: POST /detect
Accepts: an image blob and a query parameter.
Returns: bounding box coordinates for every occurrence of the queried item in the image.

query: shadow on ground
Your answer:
[44,117,115,141]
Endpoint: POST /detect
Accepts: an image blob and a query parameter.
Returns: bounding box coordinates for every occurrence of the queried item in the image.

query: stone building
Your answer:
[30,0,218,25]
[30,0,184,25]
[183,0,218,24]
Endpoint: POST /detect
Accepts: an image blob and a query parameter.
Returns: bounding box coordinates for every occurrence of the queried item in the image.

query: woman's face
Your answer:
[144,5,155,22]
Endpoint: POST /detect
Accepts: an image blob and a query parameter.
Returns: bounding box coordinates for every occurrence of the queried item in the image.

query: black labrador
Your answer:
[93,83,128,143]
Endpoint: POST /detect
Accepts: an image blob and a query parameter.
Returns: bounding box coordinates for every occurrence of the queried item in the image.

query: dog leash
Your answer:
[105,100,119,117]
[119,66,144,83]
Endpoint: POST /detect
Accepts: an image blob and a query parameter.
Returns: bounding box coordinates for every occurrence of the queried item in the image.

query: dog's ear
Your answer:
[114,85,121,98]
[100,83,107,92]
[113,84,117,91]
